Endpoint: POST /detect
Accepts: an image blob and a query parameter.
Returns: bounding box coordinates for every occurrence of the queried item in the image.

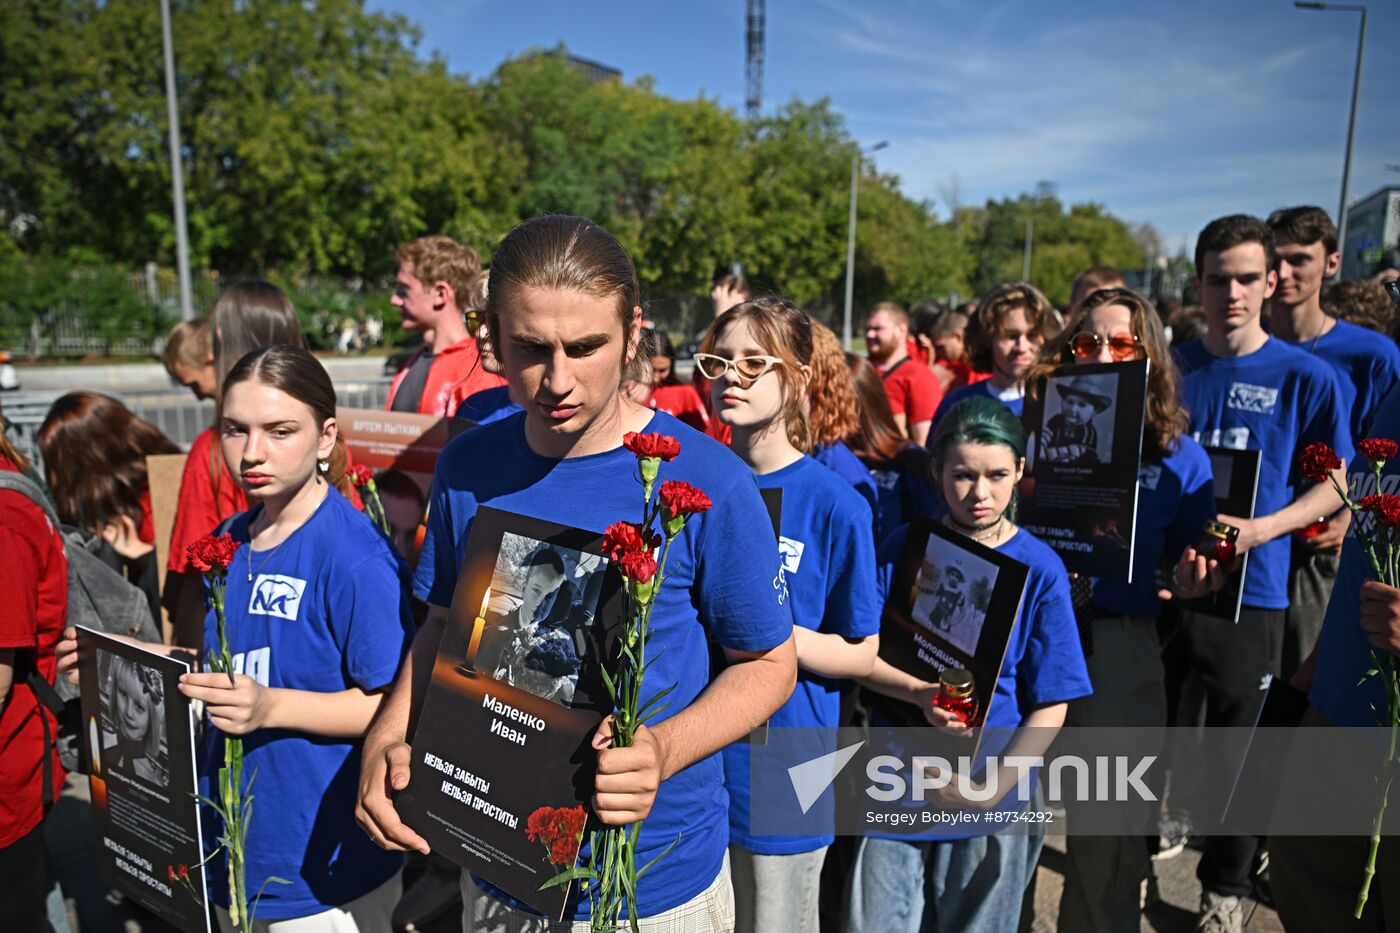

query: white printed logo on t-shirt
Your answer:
[1226,383,1279,414]
[249,574,307,621]
[773,536,805,606]
[1194,428,1252,451]
[1139,464,1163,491]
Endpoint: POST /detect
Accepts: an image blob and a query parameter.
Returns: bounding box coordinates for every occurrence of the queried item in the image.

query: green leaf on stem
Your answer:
[636,833,682,880]
[539,866,599,890]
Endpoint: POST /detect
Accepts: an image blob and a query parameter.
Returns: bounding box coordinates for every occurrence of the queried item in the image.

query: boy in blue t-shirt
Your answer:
[1268,382,1400,928]
[1266,206,1400,684]
[355,214,797,927]
[926,282,1058,435]
[1172,214,1351,927]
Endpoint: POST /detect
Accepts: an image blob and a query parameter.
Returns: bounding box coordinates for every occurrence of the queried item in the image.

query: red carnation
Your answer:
[526,806,555,842]
[550,834,581,867]
[1299,443,1342,484]
[177,863,188,879]
[347,464,374,487]
[555,805,587,838]
[187,533,239,573]
[1359,438,1399,464]
[167,865,176,882]
[602,521,660,559]
[1370,494,1400,529]
[659,481,713,519]
[617,549,658,584]
[623,432,681,462]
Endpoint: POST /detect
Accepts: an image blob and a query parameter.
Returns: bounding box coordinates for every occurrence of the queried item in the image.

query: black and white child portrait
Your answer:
[471,533,607,706]
[1041,372,1117,464]
[909,536,995,657]
[99,651,169,785]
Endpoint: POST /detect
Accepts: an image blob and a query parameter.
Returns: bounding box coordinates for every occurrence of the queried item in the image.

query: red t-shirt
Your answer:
[0,457,67,845]
[647,383,708,433]
[876,356,943,426]
[167,427,248,573]
[385,338,507,418]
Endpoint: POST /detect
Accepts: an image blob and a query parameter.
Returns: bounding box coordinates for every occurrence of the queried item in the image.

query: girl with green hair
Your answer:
[847,396,1092,933]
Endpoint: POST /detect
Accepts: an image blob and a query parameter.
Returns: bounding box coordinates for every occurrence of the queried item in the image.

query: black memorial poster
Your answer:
[1187,447,1261,624]
[1019,359,1149,580]
[77,627,210,933]
[873,517,1030,754]
[398,507,626,919]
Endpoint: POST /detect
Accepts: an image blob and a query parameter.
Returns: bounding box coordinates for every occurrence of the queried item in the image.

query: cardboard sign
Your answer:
[1019,359,1150,580]
[146,453,188,643]
[398,507,627,919]
[872,516,1030,749]
[78,628,210,932]
[1187,447,1261,624]
[337,408,471,498]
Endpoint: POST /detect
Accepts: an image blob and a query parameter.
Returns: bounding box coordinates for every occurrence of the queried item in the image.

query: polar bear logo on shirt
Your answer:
[249,574,308,621]
[1226,383,1278,414]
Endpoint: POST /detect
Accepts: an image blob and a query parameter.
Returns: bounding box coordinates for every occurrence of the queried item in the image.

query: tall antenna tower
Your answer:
[746,0,765,119]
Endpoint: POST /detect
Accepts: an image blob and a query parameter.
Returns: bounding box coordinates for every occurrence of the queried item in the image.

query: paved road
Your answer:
[12,354,389,392]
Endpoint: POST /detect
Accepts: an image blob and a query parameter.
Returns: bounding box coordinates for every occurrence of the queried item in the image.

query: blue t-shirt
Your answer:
[1092,436,1215,618]
[456,385,523,426]
[415,410,792,920]
[868,456,941,547]
[929,380,1024,440]
[1282,318,1400,443]
[723,456,880,855]
[812,441,879,520]
[202,487,413,919]
[871,524,1093,837]
[1175,337,1353,609]
[1312,388,1400,727]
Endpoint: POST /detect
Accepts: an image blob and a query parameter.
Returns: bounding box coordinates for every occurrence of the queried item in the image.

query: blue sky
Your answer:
[368,0,1399,252]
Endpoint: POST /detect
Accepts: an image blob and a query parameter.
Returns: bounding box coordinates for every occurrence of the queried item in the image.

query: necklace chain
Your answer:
[244,483,329,582]
[946,514,1006,545]
[1305,314,1334,355]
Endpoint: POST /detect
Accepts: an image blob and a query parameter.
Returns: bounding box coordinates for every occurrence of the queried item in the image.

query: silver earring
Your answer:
[318,459,329,474]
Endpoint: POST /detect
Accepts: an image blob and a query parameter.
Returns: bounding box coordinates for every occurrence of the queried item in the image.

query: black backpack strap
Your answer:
[1,473,65,807]
[23,665,63,809]
[879,357,909,381]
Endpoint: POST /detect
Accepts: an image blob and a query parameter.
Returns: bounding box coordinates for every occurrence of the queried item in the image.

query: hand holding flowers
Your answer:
[1297,440,1400,918]
[542,433,711,932]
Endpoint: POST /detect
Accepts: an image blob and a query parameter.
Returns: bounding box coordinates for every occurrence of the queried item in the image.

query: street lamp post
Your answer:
[842,140,888,351]
[1295,2,1368,268]
[160,0,195,322]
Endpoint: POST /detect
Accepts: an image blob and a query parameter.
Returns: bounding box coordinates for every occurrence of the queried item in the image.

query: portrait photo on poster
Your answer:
[1040,371,1118,465]
[98,648,170,786]
[910,534,997,657]
[468,531,608,707]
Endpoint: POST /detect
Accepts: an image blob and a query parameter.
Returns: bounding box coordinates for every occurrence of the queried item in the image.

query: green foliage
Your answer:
[1,2,1157,347]
[965,185,1146,306]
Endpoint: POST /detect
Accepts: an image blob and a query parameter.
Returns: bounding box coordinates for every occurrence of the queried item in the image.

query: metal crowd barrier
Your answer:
[1,379,392,475]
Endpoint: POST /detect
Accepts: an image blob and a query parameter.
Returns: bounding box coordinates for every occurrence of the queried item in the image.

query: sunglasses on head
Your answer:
[1068,332,1142,361]
[693,353,784,383]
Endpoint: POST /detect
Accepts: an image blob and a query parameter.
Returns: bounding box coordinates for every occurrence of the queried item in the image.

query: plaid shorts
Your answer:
[460,852,734,933]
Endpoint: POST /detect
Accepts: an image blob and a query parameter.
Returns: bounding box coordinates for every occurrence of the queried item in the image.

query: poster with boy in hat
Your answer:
[1020,359,1149,579]
[1042,373,1116,464]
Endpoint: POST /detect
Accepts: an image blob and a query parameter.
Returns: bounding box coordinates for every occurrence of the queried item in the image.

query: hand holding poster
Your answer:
[1019,359,1149,580]
[873,517,1030,756]
[1186,447,1261,624]
[77,627,210,933]
[397,508,625,919]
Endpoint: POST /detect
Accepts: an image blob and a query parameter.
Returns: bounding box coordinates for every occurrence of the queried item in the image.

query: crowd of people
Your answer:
[1,205,1399,933]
